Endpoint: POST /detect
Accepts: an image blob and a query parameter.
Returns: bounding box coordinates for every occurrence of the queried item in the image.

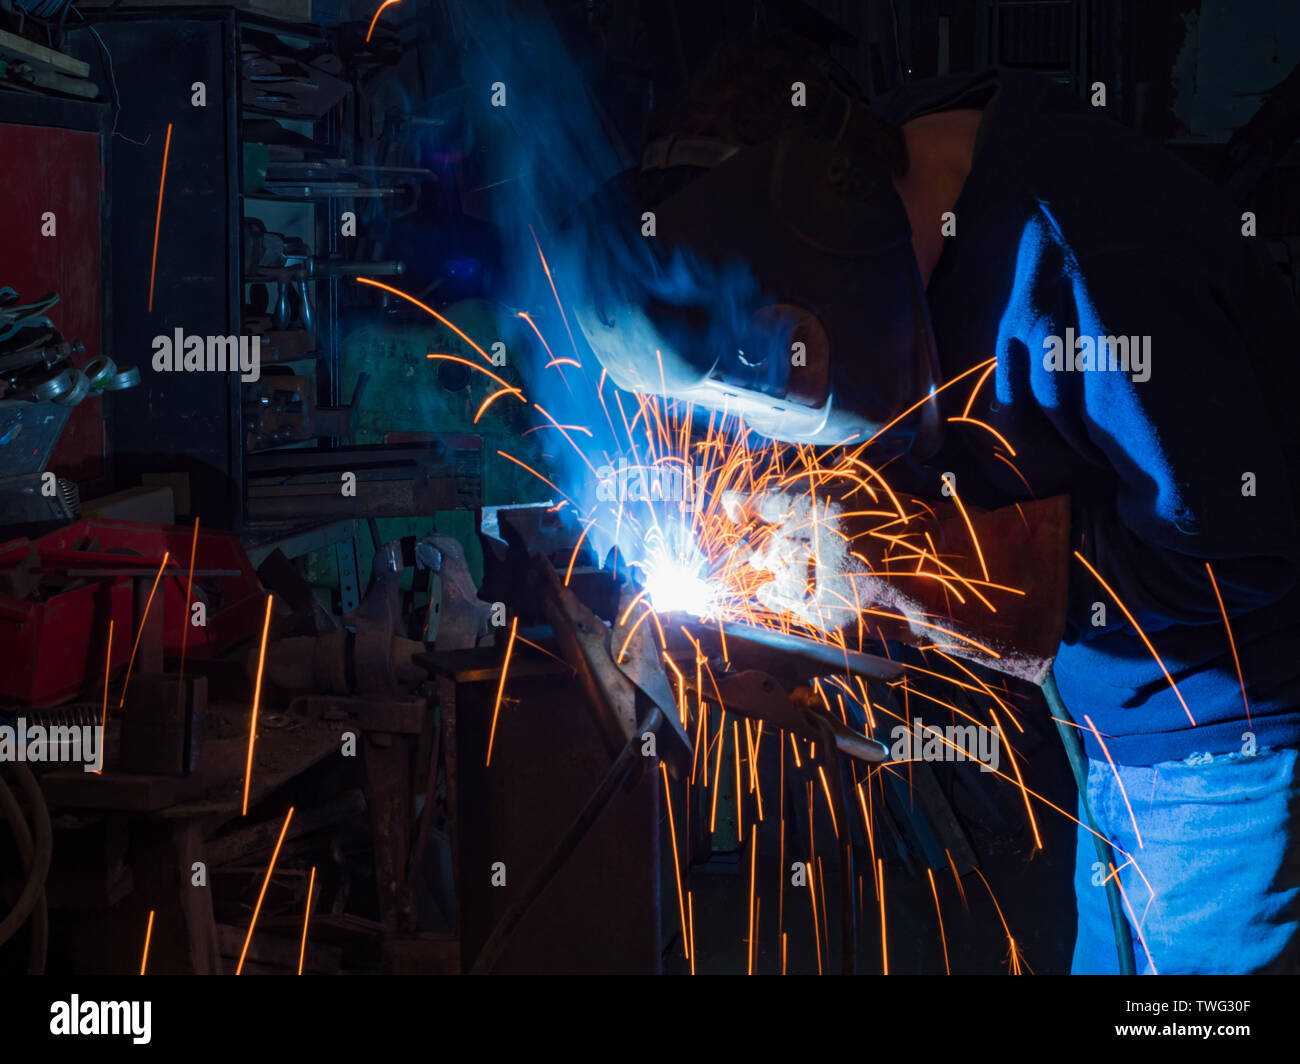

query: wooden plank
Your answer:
[41,723,343,814]
[76,0,311,18]
[0,27,90,78]
[10,64,100,99]
[40,767,199,812]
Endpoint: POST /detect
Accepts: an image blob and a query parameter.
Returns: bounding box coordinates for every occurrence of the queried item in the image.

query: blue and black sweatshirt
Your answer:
[875,69,1300,765]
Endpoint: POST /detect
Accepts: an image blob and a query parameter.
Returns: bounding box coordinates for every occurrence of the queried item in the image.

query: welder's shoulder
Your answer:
[1006,109,1238,266]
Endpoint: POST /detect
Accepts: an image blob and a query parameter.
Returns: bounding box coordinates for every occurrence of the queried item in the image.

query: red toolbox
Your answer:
[0,520,264,706]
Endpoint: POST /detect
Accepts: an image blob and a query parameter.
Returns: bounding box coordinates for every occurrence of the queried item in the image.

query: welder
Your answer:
[572,35,1300,974]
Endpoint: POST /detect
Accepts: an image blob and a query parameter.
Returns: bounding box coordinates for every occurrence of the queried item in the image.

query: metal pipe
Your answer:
[676,619,904,682]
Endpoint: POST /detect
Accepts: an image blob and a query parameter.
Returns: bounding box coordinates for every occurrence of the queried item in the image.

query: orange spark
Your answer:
[148,124,172,313]
[365,0,401,41]
[708,711,727,833]
[947,415,1018,456]
[1075,551,1195,725]
[815,765,839,837]
[496,450,574,505]
[521,421,593,438]
[878,857,888,975]
[533,403,599,474]
[661,763,690,958]
[140,909,154,975]
[426,353,520,393]
[972,867,1027,975]
[177,517,200,684]
[1206,562,1250,724]
[687,891,696,976]
[242,593,274,816]
[778,731,786,936]
[119,550,171,708]
[513,633,571,670]
[97,619,113,775]
[747,832,757,975]
[961,359,997,418]
[614,603,654,662]
[236,806,295,974]
[945,481,990,581]
[732,720,744,842]
[860,606,1001,658]
[516,310,560,365]
[359,278,493,362]
[807,848,822,975]
[529,226,581,360]
[473,384,525,422]
[1083,713,1142,850]
[298,865,316,975]
[926,867,949,974]
[993,451,1036,494]
[946,848,969,910]
[994,709,1041,849]
[857,357,996,452]
[564,518,598,585]
[486,616,519,766]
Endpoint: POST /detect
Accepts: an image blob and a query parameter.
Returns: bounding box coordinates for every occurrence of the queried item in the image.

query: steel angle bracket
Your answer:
[533,556,693,779]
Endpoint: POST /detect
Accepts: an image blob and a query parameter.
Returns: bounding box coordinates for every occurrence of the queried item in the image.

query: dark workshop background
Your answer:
[0,0,1297,976]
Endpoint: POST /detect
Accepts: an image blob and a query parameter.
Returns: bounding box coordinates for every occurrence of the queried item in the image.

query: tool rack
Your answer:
[64,7,386,531]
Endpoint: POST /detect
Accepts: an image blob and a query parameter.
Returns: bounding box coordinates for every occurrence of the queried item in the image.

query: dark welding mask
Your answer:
[570,105,942,456]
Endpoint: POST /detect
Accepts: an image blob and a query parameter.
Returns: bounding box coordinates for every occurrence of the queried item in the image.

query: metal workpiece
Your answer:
[532,554,693,780]
[670,618,904,686]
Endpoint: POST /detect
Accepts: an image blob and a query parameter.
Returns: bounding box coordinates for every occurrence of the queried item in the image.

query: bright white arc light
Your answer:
[641,552,719,620]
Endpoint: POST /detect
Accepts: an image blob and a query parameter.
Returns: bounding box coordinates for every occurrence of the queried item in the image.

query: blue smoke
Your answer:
[450,0,769,573]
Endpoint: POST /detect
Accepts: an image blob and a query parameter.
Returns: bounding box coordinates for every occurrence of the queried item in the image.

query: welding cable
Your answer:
[0,763,52,972]
[470,704,664,974]
[1041,673,1137,976]
[0,771,48,973]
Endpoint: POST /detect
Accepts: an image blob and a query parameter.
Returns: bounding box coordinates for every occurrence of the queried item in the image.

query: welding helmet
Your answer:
[569,105,942,455]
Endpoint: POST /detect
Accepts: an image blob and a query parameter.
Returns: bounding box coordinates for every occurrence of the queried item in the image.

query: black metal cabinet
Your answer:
[66,8,348,530]
[68,10,242,525]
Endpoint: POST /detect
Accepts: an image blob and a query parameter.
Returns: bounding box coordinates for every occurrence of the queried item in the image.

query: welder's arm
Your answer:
[1047,248,1300,640]
[870,494,1072,682]
[726,489,1072,683]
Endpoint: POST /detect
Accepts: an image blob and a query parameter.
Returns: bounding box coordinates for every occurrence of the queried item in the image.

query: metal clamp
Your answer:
[103,366,141,391]
[83,355,117,391]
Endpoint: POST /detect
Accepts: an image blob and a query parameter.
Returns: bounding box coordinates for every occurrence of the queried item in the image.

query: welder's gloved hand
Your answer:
[720,488,1073,685]
[719,487,905,632]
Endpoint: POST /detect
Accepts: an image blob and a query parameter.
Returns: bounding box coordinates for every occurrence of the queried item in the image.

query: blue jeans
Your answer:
[1071,746,1300,974]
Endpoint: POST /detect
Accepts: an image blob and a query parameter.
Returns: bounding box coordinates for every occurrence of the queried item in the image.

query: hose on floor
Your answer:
[1041,672,1137,975]
[0,762,51,973]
